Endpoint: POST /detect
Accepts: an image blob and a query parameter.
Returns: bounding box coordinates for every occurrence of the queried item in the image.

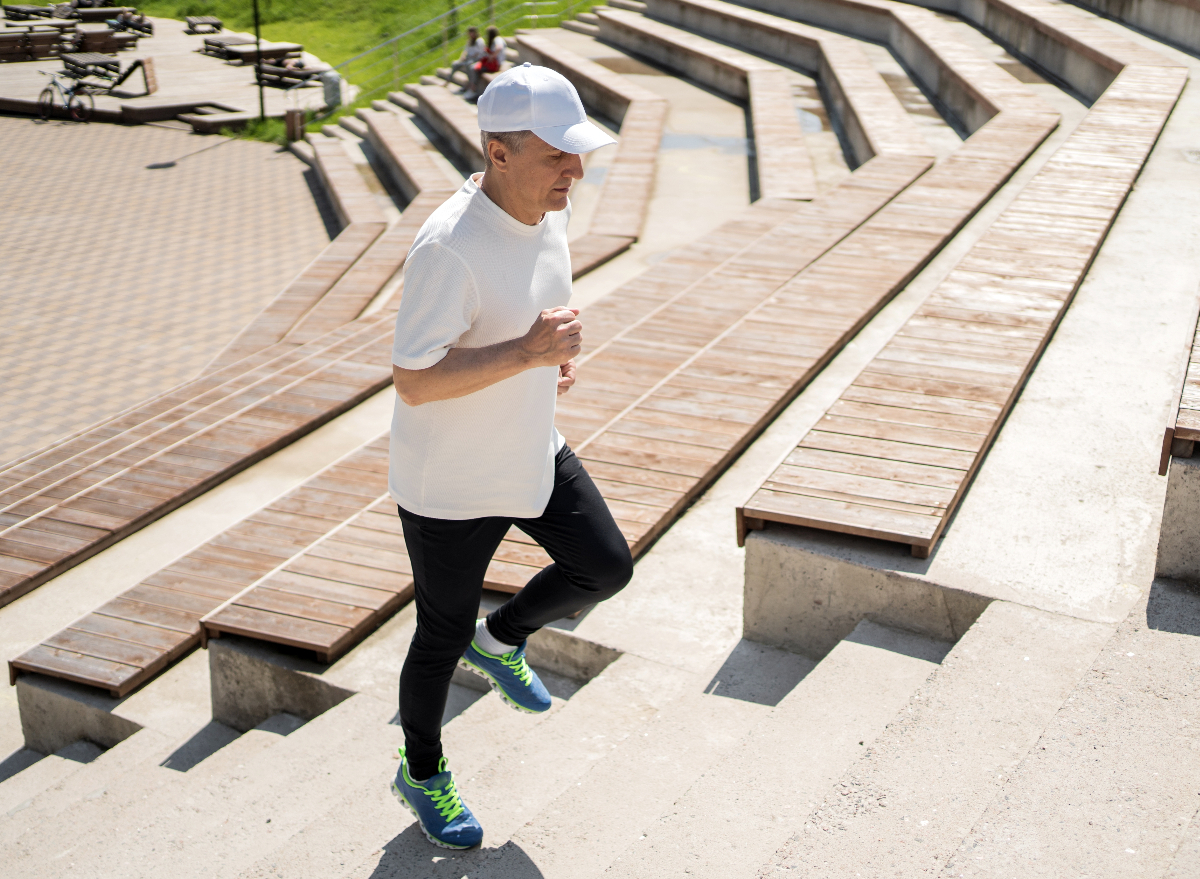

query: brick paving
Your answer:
[0,116,332,465]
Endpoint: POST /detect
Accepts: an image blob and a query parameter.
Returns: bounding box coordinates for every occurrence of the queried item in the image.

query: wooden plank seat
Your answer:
[309,137,389,229]
[39,156,929,678]
[595,7,818,200]
[3,4,53,19]
[739,62,1187,557]
[0,309,398,608]
[205,222,386,372]
[281,111,461,347]
[401,82,486,171]
[8,437,393,697]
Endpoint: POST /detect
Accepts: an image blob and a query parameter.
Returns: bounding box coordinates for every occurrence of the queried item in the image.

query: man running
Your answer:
[387,63,633,849]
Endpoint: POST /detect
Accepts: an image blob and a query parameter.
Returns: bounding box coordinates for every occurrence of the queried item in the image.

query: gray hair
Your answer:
[480,130,533,169]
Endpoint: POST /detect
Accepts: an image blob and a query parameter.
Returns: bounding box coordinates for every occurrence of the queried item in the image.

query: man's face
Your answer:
[468,28,478,41]
[507,134,585,214]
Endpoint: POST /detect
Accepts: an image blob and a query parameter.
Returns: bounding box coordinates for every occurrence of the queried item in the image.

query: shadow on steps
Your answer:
[369,829,545,878]
[1147,578,1200,637]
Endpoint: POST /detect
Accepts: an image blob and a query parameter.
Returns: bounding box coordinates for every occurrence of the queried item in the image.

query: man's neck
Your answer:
[478,171,543,226]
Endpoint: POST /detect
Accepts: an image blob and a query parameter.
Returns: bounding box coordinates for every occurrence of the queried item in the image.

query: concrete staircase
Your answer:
[0,618,951,878]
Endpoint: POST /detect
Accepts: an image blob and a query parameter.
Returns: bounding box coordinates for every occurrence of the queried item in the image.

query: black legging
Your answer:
[397,445,633,780]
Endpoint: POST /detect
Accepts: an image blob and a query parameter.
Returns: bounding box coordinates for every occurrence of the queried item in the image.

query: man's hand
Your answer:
[557,359,576,395]
[520,307,581,368]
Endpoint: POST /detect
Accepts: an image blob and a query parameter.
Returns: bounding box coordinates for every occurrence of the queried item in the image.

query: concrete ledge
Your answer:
[1157,452,1200,581]
[16,673,143,755]
[209,636,355,733]
[525,624,623,681]
[207,626,623,732]
[744,525,991,660]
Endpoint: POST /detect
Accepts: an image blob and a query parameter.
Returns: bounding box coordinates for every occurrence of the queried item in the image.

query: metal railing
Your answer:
[321,0,599,115]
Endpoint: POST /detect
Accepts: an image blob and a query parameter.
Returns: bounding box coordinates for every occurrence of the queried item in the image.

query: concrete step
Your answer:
[235,678,567,877]
[562,19,601,36]
[337,115,369,139]
[387,90,418,113]
[287,138,314,165]
[0,740,102,817]
[419,74,447,87]
[0,728,173,848]
[607,0,647,10]
[494,640,815,878]
[600,621,949,879]
[576,11,601,24]
[758,600,1116,877]
[6,713,306,878]
[937,581,1200,878]
[238,652,695,877]
[436,66,469,89]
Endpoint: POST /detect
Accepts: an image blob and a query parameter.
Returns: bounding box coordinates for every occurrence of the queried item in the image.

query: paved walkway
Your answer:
[0,116,332,464]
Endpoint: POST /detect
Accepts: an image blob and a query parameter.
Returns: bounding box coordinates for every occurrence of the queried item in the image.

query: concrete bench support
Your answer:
[1157,454,1200,581]
[744,526,991,660]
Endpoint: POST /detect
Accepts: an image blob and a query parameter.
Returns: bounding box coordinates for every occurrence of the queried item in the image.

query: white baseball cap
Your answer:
[477,62,616,154]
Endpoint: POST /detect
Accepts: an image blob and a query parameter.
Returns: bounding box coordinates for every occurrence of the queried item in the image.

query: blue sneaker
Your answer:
[460,638,552,713]
[390,748,483,849]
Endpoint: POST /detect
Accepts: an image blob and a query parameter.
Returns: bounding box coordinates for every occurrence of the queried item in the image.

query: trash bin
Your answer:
[319,69,343,111]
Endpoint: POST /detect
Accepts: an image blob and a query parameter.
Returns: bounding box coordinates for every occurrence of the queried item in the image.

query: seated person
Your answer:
[465,26,505,100]
[450,26,486,81]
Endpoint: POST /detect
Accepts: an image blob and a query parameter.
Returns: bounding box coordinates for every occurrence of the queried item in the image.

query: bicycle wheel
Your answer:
[37,87,54,120]
[69,92,93,123]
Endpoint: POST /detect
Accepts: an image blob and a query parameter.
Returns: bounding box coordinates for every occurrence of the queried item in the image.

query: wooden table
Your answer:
[186,15,222,34]
[62,50,119,80]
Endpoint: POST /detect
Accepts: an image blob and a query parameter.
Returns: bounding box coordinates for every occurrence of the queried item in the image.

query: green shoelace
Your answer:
[501,650,534,686]
[423,778,466,821]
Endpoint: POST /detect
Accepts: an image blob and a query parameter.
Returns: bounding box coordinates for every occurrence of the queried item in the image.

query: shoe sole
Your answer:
[391,780,477,850]
[458,657,549,714]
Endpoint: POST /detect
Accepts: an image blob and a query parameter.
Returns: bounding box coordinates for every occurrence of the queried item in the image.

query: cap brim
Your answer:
[532,119,616,154]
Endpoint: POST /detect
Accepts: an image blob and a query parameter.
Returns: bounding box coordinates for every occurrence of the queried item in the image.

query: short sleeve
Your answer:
[392,241,478,370]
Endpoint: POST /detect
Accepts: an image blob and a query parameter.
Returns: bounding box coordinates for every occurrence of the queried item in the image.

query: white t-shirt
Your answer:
[464,37,486,64]
[388,174,571,520]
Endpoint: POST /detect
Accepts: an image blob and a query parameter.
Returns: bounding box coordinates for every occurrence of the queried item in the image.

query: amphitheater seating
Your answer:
[595,7,817,200]
[205,223,386,371]
[309,138,388,229]
[738,0,1187,557]
[401,83,486,171]
[282,113,460,346]
[7,437,393,696]
[4,0,1062,678]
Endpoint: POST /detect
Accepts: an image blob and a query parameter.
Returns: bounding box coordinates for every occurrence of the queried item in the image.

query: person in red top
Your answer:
[465,25,507,100]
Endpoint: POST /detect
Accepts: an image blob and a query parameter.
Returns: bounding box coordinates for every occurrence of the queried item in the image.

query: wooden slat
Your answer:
[743,62,1187,555]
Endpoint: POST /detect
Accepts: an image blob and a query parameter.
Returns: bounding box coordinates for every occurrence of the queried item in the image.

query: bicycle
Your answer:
[37,70,94,122]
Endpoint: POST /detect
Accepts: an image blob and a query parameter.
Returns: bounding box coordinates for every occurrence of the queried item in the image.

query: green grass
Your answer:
[139,0,454,66]
[140,0,598,141]
[221,115,289,144]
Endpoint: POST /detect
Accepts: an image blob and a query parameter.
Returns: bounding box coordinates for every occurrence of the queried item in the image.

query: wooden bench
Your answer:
[739,62,1187,557]
[0,311,397,609]
[185,14,222,34]
[8,436,394,696]
[283,111,460,346]
[223,40,301,65]
[596,7,817,200]
[402,82,486,171]
[309,137,388,229]
[205,222,386,372]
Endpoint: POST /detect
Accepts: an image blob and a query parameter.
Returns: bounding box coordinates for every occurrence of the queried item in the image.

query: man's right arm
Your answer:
[393,307,581,406]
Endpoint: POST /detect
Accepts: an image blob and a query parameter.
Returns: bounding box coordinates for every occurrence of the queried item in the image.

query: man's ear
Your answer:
[487,139,509,172]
